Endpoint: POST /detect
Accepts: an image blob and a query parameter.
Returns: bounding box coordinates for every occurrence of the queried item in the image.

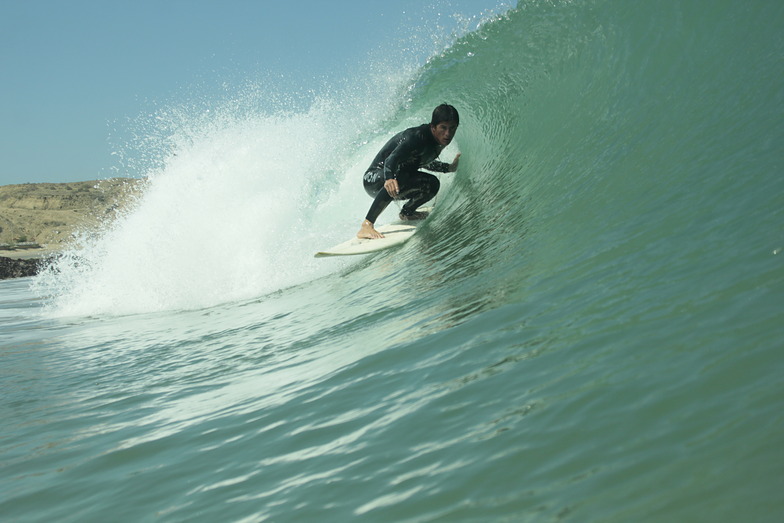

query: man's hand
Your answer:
[384,179,400,198]
[449,153,461,172]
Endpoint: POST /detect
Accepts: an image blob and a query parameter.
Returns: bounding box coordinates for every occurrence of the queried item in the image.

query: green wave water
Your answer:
[3,1,783,521]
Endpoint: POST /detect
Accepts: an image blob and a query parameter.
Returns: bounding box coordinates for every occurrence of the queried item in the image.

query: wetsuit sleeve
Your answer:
[383,133,418,180]
[424,160,451,173]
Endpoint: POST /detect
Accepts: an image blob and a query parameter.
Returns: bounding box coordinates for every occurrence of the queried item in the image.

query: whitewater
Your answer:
[2,1,783,521]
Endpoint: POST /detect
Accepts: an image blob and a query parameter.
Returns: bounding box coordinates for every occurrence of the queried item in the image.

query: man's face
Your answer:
[431,121,458,146]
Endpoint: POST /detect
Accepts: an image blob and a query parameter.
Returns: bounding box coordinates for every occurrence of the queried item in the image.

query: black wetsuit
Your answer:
[363,123,451,223]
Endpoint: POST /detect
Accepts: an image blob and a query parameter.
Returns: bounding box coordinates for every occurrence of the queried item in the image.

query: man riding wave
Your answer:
[357,104,461,239]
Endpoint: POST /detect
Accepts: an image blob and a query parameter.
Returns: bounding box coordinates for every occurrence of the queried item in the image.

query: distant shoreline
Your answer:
[0,245,59,260]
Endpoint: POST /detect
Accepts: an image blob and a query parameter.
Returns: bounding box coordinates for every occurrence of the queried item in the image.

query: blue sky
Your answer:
[0,0,509,185]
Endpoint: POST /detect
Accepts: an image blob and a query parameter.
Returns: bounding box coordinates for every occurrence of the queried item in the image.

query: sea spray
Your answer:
[33,86,410,316]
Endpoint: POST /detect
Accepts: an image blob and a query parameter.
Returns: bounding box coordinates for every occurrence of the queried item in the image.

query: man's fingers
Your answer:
[385,180,400,197]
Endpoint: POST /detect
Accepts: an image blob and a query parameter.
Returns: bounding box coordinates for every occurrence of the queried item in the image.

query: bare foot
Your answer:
[357,219,384,239]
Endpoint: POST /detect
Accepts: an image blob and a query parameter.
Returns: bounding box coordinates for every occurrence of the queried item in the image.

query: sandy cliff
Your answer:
[0,178,144,256]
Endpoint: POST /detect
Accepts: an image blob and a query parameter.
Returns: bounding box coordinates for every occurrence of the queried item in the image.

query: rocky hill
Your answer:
[0,178,144,253]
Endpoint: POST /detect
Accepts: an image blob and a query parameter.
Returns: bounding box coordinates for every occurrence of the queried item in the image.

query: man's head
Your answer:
[430,104,459,146]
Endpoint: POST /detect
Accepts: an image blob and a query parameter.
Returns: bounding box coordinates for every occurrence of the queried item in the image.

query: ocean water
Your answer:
[3,0,783,521]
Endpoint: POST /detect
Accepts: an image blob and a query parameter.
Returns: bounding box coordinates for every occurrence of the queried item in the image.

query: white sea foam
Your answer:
[34,76,418,317]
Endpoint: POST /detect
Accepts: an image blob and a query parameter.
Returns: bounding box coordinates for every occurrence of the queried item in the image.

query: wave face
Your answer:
[405,0,783,313]
[14,1,783,521]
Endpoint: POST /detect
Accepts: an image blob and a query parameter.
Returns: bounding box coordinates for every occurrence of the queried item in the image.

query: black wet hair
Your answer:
[431,104,459,126]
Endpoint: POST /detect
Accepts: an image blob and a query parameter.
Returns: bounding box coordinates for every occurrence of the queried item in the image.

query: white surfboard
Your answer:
[314,223,418,257]
[314,208,431,258]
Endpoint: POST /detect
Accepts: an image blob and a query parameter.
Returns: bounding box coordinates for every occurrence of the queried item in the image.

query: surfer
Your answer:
[357,104,461,239]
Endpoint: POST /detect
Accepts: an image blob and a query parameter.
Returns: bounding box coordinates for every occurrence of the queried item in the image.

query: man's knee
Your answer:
[425,175,440,196]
